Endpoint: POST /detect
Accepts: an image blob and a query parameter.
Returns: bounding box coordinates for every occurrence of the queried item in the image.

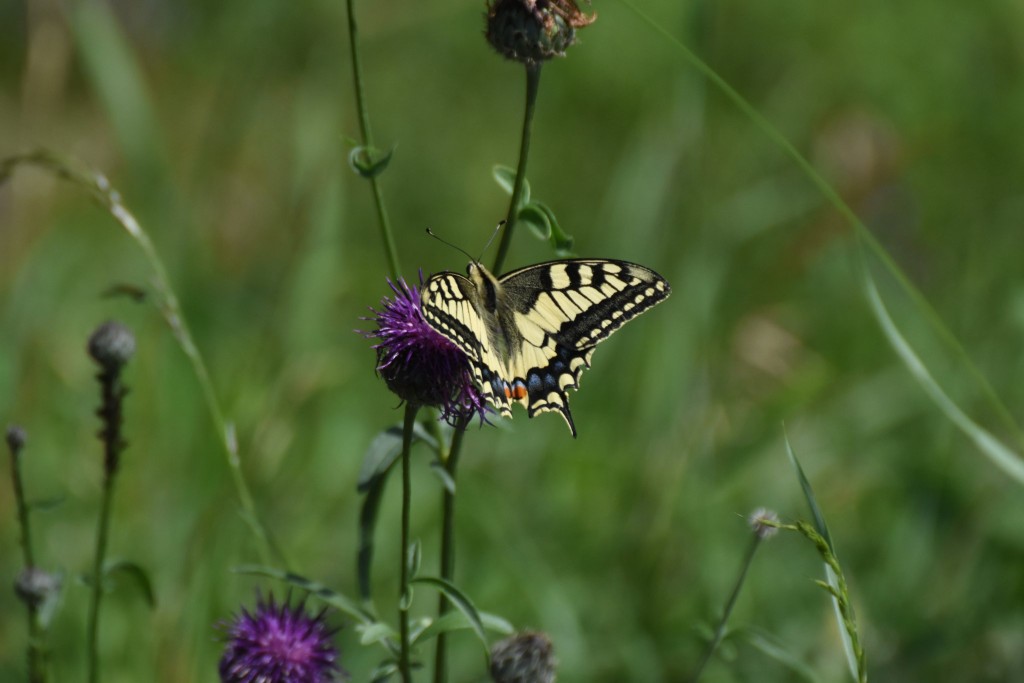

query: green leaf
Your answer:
[783,435,857,682]
[408,539,422,579]
[517,203,551,241]
[429,461,456,494]
[412,610,514,646]
[369,662,399,683]
[783,429,834,549]
[532,201,575,255]
[738,627,821,683]
[349,145,395,179]
[492,164,530,206]
[358,471,389,602]
[410,576,488,655]
[358,423,436,491]
[358,621,399,646]
[357,427,405,491]
[232,565,371,625]
[863,272,1024,484]
[103,560,156,609]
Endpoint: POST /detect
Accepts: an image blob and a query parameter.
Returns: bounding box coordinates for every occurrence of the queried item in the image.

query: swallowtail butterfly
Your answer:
[422,258,670,436]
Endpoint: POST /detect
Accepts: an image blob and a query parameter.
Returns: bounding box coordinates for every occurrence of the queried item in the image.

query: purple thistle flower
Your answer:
[363,275,488,424]
[219,593,341,683]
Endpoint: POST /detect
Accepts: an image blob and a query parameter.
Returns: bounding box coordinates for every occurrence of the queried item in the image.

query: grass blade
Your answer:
[862,273,1024,484]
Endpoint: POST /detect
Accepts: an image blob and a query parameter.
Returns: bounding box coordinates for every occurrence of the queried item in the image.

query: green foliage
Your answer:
[3,0,1024,681]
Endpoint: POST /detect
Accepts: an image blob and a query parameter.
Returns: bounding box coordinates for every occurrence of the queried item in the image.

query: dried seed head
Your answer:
[490,631,558,683]
[5,424,27,454]
[749,507,780,540]
[87,321,136,370]
[14,567,61,611]
[486,0,595,65]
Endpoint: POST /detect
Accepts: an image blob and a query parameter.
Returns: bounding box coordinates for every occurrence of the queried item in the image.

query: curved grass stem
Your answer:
[689,534,763,682]
[0,150,278,566]
[615,0,1024,461]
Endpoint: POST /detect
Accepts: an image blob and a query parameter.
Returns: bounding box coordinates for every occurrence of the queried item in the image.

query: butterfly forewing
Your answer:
[421,273,514,417]
[422,259,670,436]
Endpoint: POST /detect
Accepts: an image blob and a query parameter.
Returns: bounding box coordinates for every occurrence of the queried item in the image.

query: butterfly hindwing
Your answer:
[422,259,671,436]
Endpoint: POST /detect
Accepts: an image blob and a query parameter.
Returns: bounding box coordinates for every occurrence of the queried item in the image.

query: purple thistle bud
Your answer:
[219,593,342,683]
[363,275,488,425]
[490,631,558,683]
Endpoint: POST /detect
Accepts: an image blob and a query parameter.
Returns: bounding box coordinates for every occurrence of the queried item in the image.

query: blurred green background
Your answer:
[3,0,1024,680]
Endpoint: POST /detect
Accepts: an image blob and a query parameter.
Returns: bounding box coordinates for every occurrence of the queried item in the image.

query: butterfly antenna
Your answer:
[426,227,476,263]
[476,220,505,261]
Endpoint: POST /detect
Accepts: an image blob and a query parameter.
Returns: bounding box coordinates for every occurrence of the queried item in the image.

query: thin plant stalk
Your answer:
[399,403,420,683]
[689,533,764,683]
[8,428,48,683]
[432,63,544,680]
[0,151,278,566]
[432,417,470,683]
[86,471,116,683]
[492,63,543,274]
[345,0,401,280]
[86,328,132,683]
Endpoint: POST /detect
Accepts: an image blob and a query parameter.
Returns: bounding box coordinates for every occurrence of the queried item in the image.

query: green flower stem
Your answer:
[0,151,278,566]
[492,63,543,274]
[8,431,47,683]
[432,417,470,683]
[346,0,401,280]
[399,403,420,683]
[689,533,764,683]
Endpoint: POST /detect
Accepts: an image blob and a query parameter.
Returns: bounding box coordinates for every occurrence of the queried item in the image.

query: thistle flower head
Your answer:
[364,275,488,425]
[219,593,342,683]
[490,631,558,683]
[486,0,595,65]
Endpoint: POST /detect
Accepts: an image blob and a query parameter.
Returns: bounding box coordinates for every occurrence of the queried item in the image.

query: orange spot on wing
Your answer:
[511,381,528,400]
